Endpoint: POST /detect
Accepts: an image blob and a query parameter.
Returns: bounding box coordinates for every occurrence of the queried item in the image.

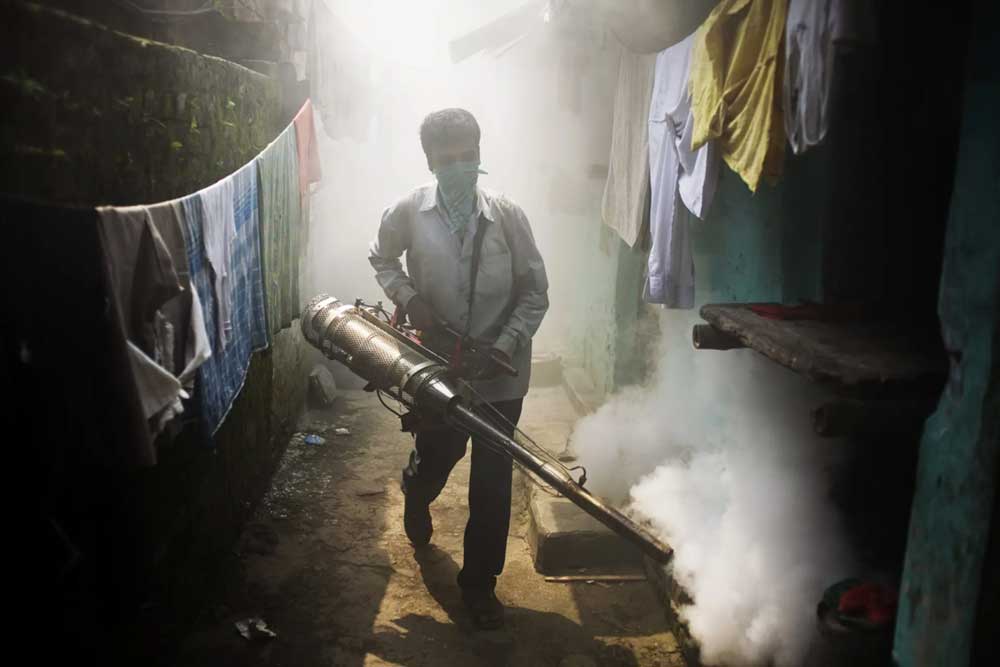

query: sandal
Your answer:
[462,589,504,630]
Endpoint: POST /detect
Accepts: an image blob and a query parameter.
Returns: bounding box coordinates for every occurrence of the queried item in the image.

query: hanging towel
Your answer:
[3,197,154,467]
[181,161,269,436]
[257,124,303,333]
[645,34,721,308]
[182,285,212,387]
[601,49,657,247]
[196,176,237,349]
[126,340,187,425]
[690,0,789,193]
[293,99,321,306]
[146,199,211,388]
[784,0,876,154]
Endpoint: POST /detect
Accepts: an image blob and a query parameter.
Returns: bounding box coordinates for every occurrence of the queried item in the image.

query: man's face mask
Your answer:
[434,160,487,234]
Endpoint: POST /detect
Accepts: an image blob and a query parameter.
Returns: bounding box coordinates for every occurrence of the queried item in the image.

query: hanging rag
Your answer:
[146,199,211,388]
[181,160,269,436]
[3,197,155,467]
[690,0,789,192]
[784,0,877,154]
[645,33,721,308]
[97,205,195,437]
[257,123,303,333]
[126,340,188,428]
[601,49,657,247]
[96,206,183,354]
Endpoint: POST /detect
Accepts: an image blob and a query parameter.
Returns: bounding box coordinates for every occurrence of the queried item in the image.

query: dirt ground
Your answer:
[173,387,685,667]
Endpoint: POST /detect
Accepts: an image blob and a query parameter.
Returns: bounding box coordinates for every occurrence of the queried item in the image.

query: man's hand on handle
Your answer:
[401,295,517,380]
[405,294,439,331]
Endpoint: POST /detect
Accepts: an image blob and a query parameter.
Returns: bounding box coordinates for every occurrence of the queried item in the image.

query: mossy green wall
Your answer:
[1,2,282,206]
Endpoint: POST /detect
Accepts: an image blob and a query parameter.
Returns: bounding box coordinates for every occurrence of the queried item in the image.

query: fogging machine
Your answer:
[300,295,672,564]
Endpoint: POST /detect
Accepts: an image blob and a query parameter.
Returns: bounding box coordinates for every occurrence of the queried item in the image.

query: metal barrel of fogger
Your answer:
[301,295,673,564]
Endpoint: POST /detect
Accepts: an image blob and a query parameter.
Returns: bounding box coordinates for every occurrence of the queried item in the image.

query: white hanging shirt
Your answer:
[645,34,720,308]
[601,49,657,248]
[197,177,237,349]
[784,0,877,154]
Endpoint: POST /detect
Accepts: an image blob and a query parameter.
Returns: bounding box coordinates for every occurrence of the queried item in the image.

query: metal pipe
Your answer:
[301,295,673,564]
[812,399,936,438]
[544,574,647,583]
[692,324,746,350]
[450,402,672,563]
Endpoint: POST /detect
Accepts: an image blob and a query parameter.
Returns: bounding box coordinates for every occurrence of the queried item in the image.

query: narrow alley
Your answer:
[170,388,683,666]
[5,2,998,667]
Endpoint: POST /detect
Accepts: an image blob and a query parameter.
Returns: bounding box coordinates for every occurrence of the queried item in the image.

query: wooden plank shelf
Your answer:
[697,303,947,390]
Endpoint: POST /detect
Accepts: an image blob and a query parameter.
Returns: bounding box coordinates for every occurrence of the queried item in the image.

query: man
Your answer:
[369,108,548,629]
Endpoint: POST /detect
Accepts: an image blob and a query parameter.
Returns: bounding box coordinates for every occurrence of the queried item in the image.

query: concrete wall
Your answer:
[3,0,307,644]
[572,225,650,395]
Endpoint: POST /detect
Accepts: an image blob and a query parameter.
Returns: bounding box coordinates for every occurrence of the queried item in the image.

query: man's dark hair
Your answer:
[419,108,481,159]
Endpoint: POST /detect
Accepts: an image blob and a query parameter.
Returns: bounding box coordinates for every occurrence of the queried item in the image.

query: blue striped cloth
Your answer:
[181,160,269,436]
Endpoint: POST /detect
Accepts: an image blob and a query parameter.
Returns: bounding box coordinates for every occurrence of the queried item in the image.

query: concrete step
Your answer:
[521,374,643,575]
[526,487,645,575]
[561,365,603,415]
[522,370,698,660]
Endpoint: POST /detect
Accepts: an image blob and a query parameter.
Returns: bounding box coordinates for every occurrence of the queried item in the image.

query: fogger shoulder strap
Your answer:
[464,217,490,339]
[450,217,491,371]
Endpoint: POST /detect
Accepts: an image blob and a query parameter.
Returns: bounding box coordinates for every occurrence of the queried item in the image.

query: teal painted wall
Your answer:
[893,1,1000,662]
[693,166,787,305]
[572,222,647,396]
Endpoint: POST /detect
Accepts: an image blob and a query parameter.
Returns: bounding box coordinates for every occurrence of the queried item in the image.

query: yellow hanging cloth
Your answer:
[690,0,788,193]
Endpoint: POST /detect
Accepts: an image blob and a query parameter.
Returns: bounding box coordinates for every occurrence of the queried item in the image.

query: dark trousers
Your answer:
[403,398,524,591]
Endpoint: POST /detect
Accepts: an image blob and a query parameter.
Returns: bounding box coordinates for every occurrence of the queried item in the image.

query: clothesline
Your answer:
[14,99,323,467]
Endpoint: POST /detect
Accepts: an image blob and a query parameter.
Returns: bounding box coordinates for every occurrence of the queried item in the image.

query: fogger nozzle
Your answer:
[301,295,673,564]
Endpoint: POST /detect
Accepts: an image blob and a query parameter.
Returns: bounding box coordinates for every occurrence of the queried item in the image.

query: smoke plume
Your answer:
[571,310,855,666]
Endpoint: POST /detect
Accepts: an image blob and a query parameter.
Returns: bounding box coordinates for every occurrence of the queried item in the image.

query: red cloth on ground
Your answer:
[837,582,898,625]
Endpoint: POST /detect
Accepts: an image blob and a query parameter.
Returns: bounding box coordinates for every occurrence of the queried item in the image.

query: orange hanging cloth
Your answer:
[293,99,322,199]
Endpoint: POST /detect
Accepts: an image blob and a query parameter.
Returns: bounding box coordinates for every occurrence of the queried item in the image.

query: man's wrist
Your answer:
[394,285,419,309]
[492,330,518,359]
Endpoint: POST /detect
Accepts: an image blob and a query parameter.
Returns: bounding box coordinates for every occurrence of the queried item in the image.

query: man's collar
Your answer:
[418,185,496,222]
